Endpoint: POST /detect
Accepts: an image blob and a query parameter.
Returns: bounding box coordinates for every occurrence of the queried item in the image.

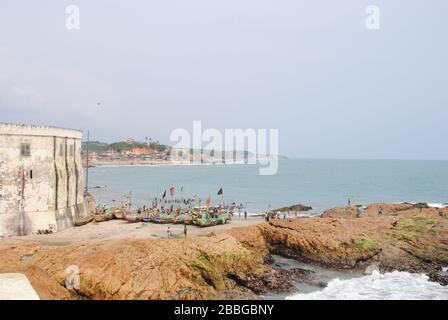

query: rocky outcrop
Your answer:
[272,204,312,213]
[1,203,447,299]
[321,203,438,219]
[32,234,267,299]
[233,206,448,275]
[1,233,311,300]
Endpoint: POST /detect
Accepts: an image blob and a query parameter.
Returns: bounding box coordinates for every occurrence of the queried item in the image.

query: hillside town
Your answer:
[82,138,172,166]
[82,138,283,166]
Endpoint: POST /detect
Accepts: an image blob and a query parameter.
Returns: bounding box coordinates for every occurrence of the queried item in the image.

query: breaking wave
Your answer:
[287,271,448,300]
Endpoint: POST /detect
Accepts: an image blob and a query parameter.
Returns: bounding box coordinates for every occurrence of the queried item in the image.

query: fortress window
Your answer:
[20,143,30,157]
[30,170,33,179]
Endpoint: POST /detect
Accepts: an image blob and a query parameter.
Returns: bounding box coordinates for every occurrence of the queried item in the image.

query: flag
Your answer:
[162,190,166,199]
[217,188,223,195]
[170,187,175,196]
[205,196,211,208]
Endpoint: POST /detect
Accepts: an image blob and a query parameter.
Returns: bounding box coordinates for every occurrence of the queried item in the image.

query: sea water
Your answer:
[286,270,448,300]
[89,159,448,213]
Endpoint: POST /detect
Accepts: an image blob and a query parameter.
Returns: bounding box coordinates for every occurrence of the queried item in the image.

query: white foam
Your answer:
[286,271,448,300]
[428,203,446,208]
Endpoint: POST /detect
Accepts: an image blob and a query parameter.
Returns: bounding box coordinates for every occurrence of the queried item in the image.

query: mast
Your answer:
[85,130,89,195]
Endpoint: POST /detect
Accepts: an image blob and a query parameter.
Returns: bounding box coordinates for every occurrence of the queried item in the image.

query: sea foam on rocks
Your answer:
[286,270,448,300]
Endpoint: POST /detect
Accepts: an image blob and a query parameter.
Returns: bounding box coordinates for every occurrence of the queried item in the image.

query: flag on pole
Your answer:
[217,188,223,195]
[170,187,175,196]
[162,190,166,199]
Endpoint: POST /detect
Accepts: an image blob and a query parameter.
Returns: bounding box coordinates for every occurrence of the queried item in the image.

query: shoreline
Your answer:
[87,160,280,167]
[1,202,447,300]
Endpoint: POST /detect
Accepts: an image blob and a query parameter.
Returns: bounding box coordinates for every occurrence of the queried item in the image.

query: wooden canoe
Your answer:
[74,215,94,227]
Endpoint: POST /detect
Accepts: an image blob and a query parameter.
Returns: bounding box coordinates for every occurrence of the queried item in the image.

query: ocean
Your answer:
[88,159,448,213]
[286,271,448,300]
[267,255,448,300]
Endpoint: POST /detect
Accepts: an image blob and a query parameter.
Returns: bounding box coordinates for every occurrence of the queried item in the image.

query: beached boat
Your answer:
[152,214,176,224]
[103,205,128,220]
[194,217,220,227]
[193,212,232,227]
[125,213,143,223]
[113,211,125,219]
[94,212,114,222]
[74,215,94,227]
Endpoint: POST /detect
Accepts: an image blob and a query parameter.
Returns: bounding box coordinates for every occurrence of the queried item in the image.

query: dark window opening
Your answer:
[30,170,33,179]
[20,143,31,157]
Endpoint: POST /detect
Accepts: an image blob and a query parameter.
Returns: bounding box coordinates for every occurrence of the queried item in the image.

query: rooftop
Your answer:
[0,123,83,139]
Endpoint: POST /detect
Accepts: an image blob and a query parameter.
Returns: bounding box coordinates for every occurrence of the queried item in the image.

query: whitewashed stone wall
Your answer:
[0,123,88,237]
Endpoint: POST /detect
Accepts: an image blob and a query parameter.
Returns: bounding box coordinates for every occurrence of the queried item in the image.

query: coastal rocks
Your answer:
[428,271,448,286]
[258,219,383,269]
[321,206,359,218]
[272,204,313,213]
[2,203,447,299]
[232,207,448,277]
[322,203,444,219]
[28,233,269,300]
[227,267,316,294]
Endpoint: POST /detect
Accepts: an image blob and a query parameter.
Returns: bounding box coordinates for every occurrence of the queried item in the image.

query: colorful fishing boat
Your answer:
[193,212,232,227]
[152,213,176,224]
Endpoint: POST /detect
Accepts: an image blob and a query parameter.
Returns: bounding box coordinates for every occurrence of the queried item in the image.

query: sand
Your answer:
[9,216,263,246]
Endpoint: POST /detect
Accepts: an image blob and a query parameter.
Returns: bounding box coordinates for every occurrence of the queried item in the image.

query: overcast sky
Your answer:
[1,0,447,159]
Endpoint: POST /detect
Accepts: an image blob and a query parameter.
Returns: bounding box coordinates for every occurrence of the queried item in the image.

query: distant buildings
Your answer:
[0,123,91,237]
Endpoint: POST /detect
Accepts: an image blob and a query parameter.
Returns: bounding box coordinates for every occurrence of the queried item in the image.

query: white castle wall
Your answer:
[0,123,88,237]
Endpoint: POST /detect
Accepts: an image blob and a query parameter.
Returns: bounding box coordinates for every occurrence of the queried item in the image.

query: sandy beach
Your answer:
[9,216,264,247]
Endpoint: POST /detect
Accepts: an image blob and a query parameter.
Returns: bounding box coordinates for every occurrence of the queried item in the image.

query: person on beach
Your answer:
[184,224,187,238]
[348,198,351,206]
[378,207,384,216]
[167,226,171,239]
[283,212,286,219]
[244,211,247,220]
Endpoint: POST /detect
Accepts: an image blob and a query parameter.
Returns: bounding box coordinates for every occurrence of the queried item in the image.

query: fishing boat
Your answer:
[74,215,94,227]
[112,208,126,219]
[152,213,176,224]
[125,213,143,223]
[193,212,232,227]
[94,213,113,222]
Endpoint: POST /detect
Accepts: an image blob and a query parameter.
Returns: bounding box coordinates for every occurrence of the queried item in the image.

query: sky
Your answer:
[0,0,447,160]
